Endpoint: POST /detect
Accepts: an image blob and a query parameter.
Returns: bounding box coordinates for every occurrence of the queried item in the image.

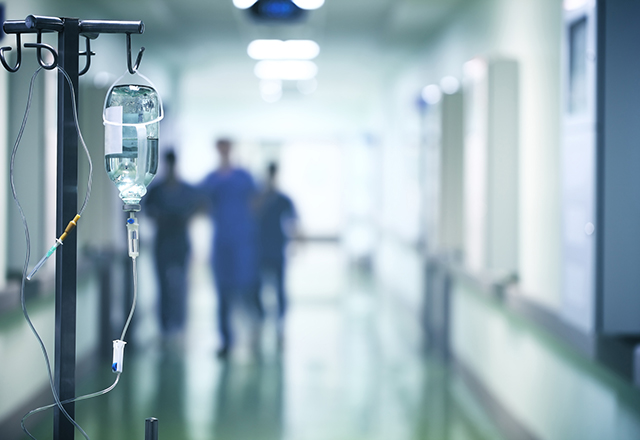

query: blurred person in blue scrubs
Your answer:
[145,150,201,342]
[255,162,298,348]
[199,138,262,358]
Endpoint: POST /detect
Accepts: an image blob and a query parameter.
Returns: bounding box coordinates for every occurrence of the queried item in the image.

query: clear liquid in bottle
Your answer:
[105,139,158,204]
[104,83,161,207]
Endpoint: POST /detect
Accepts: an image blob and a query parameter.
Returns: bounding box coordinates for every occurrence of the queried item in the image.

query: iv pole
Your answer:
[1,15,145,440]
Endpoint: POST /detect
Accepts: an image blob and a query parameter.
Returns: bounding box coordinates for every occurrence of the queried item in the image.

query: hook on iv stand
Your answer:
[0,32,22,72]
[126,32,145,74]
[79,35,96,76]
[0,30,58,71]
[24,31,58,70]
[0,17,145,74]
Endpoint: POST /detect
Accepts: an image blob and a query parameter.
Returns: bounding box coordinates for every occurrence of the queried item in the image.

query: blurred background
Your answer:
[3,0,640,439]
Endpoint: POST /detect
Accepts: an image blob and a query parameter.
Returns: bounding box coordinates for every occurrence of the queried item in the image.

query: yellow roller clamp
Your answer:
[60,214,81,242]
[27,214,82,280]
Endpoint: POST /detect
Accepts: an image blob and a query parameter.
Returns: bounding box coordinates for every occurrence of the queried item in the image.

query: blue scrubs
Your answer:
[199,168,261,349]
[145,179,201,335]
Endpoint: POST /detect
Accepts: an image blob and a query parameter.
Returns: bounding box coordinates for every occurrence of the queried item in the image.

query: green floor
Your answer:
[23,244,504,440]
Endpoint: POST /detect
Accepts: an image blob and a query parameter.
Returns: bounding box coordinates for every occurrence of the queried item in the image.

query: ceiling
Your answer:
[21,0,464,71]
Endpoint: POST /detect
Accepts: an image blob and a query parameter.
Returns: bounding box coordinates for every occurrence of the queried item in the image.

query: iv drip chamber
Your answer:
[104,82,162,208]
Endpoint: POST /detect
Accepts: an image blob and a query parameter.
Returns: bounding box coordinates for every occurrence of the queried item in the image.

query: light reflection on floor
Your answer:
[27,242,504,440]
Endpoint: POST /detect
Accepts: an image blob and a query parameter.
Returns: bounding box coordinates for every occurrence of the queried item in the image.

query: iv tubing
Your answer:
[122,256,138,341]
[27,213,82,280]
[20,218,141,437]
[26,239,61,280]
[26,51,94,280]
[21,374,121,430]
[13,66,143,440]
[122,213,139,341]
[21,250,138,435]
[11,66,92,440]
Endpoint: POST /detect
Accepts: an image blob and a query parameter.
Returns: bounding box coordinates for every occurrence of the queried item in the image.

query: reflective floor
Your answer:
[26,242,505,440]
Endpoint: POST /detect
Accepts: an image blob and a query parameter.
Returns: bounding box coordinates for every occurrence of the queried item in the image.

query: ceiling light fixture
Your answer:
[440,76,460,95]
[233,0,258,9]
[249,0,305,21]
[563,0,590,11]
[247,39,320,60]
[254,60,318,81]
[421,84,442,105]
[291,0,325,10]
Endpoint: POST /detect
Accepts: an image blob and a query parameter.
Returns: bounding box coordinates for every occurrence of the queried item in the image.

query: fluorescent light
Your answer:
[421,84,442,105]
[233,0,258,9]
[440,76,460,95]
[292,0,325,10]
[247,39,320,60]
[563,0,590,11]
[254,60,318,80]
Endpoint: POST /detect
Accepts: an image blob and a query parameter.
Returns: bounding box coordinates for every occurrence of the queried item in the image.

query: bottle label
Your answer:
[105,106,123,154]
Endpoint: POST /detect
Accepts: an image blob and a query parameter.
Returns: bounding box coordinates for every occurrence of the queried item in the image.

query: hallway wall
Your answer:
[380,0,563,311]
[451,279,640,440]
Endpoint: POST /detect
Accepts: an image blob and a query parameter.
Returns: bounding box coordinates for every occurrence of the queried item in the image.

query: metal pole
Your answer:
[54,17,79,440]
[145,418,159,440]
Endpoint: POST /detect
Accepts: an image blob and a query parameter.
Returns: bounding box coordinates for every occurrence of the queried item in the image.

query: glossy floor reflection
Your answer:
[27,243,504,440]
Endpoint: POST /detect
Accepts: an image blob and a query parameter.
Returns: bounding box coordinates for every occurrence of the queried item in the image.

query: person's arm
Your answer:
[243,169,262,214]
[195,173,215,215]
[283,196,302,241]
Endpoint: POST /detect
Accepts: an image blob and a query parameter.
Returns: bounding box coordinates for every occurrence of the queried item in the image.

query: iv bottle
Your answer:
[103,83,162,209]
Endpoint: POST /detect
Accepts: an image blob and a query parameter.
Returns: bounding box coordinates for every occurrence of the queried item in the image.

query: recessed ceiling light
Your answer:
[563,0,590,11]
[233,0,258,10]
[247,39,320,60]
[440,76,460,95]
[292,0,325,10]
[254,60,318,81]
[421,84,442,105]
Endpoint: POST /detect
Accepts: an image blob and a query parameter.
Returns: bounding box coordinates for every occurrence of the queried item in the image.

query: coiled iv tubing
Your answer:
[10,66,136,440]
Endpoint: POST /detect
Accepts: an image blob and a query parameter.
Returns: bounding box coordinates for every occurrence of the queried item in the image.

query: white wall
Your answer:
[382,0,563,310]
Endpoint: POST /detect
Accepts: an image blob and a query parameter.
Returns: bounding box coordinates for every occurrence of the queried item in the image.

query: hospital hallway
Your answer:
[23,239,508,440]
[8,1,640,439]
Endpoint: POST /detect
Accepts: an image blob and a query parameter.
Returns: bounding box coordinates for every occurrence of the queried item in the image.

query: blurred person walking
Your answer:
[255,162,298,347]
[199,138,262,358]
[145,150,201,342]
